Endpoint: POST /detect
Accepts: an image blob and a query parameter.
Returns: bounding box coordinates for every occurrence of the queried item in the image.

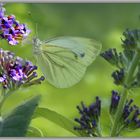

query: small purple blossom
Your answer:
[112,69,124,85]
[9,68,27,81]
[0,74,6,82]
[74,97,101,136]
[110,90,120,115]
[0,4,30,46]
[0,48,44,89]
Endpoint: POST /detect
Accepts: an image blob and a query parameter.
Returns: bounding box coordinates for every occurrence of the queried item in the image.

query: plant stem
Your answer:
[0,89,6,116]
[110,51,140,136]
[96,118,102,137]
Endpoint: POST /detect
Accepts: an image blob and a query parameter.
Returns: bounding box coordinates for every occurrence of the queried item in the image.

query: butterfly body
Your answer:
[33,36,102,88]
[32,38,42,55]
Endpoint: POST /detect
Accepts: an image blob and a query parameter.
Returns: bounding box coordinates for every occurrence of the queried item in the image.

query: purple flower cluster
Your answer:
[100,48,126,86]
[0,48,44,89]
[74,97,101,136]
[100,48,125,68]
[122,29,140,50]
[0,5,30,45]
[123,102,140,130]
[110,91,140,130]
[112,69,124,85]
[100,48,118,65]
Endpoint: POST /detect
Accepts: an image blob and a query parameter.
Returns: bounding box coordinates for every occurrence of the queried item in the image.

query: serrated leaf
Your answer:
[0,95,41,137]
[33,107,81,136]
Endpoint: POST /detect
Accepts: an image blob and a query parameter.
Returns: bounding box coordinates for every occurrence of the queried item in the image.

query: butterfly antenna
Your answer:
[35,23,39,39]
[27,11,39,39]
[0,1,5,8]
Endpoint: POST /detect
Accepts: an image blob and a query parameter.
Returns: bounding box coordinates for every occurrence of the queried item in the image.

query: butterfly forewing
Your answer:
[45,37,102,66]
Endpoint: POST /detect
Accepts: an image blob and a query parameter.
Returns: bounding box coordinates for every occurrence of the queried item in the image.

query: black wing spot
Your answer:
[74,53,85,59]
[74,54,78,59]
[80,53,85,58]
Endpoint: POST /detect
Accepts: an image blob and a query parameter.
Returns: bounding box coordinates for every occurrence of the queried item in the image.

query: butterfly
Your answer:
[32,36,102,88]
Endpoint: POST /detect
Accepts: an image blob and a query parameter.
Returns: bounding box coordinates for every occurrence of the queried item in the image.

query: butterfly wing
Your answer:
[35,37,102,88]
[45,37,102,66]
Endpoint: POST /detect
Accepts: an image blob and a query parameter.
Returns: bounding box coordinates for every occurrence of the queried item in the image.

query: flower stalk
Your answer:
[110,51,140,136]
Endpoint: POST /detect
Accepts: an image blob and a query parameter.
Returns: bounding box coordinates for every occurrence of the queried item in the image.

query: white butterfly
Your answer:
[32,36,102,88]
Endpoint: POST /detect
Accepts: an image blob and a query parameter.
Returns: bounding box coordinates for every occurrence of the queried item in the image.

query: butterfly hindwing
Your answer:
[37,45,86,88]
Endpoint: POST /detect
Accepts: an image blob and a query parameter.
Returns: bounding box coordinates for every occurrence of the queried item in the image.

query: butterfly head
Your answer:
[32,37,42,47]
[32,37,42,55]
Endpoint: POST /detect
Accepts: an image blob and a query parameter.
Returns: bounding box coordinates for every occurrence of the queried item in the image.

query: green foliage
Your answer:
[33,107,81,136]
[2,3,140,137]
[27,126,46,137]
[0,95,40,137]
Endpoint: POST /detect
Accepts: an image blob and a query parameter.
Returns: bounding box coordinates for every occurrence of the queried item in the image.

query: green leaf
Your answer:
[33,107,81,136]
[27,126,46,137]
[0,95,41,137]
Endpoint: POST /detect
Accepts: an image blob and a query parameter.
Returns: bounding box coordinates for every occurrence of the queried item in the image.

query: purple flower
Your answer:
[110,90,120,114]
[74,97,101,136]
[0,48,44,89]
[110,91,140,130]
[100,48,125,69]
[112,69,124,85]
[122,29,140,50]
[0,5,30,46]
[9,68,27,81]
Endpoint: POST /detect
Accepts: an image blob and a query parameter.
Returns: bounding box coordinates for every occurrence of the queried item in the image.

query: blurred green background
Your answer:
[1,3,140,137]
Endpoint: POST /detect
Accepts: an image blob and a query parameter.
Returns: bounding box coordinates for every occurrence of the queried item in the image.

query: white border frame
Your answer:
[1,0,140,3]
[1,1,140,140]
